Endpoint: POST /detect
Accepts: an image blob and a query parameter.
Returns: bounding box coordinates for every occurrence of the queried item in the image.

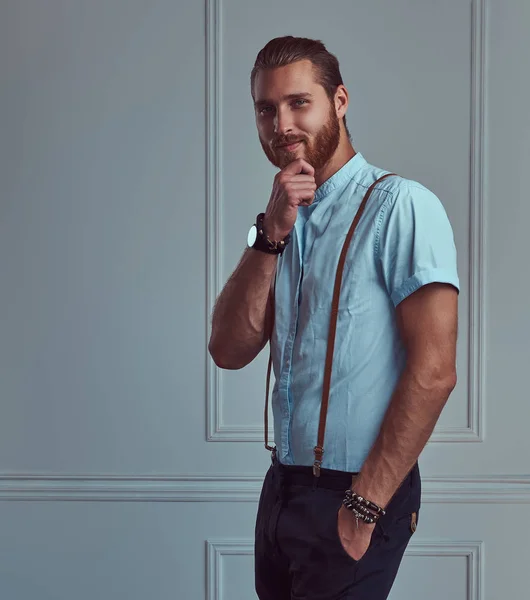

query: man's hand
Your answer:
[337,505,376,561]
[263,158,316,241]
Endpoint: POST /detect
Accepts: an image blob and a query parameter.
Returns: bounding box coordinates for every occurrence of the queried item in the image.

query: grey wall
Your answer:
[1,1,529,599]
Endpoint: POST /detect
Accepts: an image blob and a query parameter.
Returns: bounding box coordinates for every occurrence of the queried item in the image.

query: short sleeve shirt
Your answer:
[271,152,460,471]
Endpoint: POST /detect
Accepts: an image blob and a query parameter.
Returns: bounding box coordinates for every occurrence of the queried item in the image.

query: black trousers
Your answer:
[254,452,421,600]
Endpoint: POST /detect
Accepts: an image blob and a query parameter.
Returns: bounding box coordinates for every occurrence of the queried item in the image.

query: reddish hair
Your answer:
[251,36,351,139]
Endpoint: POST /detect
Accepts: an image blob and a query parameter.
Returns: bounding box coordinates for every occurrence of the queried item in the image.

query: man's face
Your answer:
[253,60,341,170]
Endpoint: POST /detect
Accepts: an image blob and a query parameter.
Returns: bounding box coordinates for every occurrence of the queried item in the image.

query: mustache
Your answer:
[273,136,306,148]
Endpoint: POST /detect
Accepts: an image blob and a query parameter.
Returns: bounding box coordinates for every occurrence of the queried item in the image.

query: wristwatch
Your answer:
[247,212,291,256]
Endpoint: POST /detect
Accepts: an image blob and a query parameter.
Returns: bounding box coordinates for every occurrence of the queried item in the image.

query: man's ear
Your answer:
[335,85,349,120]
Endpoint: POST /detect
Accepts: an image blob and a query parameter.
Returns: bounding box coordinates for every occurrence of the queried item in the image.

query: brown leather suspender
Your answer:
[264,173,397,475]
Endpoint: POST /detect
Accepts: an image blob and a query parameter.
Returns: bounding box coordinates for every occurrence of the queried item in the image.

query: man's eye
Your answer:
[259,107,273,115]
[293,99,308,107]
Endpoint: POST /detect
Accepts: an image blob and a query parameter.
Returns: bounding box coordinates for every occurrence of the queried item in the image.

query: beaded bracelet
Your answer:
[344,489,386,517]
[348,501,379,521]
[342,502,377,527]
[342,497,380,523]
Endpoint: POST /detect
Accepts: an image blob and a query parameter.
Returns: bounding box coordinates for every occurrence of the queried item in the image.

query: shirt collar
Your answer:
[313,152,366,203]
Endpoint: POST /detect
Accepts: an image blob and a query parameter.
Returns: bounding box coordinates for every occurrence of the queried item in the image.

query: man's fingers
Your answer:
[284,180,317,190]
[285,174,316,184]
[283,158,315,177]
[277,173,315,185]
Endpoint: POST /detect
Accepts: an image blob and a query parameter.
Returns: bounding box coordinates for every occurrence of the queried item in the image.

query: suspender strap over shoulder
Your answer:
[265,172,398,473]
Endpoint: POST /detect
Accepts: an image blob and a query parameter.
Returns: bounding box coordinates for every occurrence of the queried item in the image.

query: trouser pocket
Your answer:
[310,488,383,568]
[332,500,384,567]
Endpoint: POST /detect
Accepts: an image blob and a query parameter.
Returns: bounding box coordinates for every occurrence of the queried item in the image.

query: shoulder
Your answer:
[376,176,442,213]
[366,173,448,228]
[350,159,442,214]
[346,157,453,240]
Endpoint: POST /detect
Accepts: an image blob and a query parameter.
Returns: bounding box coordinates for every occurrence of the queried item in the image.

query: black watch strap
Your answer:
[252,213,291,256]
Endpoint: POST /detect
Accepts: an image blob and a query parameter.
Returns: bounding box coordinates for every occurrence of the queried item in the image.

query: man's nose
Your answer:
[274,108,293,135]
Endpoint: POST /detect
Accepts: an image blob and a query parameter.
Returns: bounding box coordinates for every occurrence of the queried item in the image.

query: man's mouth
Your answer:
[276,141,303,151]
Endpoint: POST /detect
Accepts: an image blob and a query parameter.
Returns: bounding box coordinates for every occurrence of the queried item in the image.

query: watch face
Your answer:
[247,224,257,248]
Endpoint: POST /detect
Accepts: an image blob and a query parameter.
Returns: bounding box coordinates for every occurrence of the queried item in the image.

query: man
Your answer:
[209,36,459,600]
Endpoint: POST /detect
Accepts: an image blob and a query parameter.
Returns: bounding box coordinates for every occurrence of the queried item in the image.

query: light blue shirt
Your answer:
[271,152,460,472]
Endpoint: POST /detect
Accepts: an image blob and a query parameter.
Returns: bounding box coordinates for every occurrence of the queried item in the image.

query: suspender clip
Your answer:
[313,446,324,477]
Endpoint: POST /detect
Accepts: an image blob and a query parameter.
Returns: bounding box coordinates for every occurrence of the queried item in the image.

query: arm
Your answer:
[208,248,277,370]
[209,158,317,370]
[352,282,458,507]
[337,185,459,561]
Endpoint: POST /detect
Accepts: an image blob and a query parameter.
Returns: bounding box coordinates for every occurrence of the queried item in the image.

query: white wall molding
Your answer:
[405,541,483,600]
[206,540,251,600]
[206,0,488,444]
[205,0,225,443]
[1,473,528,503]
[206,539,483,600]
[447,0,487,444]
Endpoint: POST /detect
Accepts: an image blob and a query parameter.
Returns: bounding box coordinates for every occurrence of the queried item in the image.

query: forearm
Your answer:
[208,248,278,369]
[353,367,457,508]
